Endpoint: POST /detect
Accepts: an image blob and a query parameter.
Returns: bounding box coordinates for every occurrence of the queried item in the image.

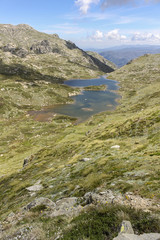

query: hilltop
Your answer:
[0,24,160,239]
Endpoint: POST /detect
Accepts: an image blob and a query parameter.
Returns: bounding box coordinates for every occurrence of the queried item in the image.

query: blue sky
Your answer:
[0,0,160,49]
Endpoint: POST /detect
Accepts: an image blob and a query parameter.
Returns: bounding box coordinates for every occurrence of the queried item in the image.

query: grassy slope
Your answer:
[0,54,160,238]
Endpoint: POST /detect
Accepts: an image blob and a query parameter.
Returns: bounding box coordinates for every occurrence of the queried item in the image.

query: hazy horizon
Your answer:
[0,0,160,49]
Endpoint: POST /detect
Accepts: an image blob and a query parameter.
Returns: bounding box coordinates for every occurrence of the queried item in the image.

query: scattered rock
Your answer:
[7,212,16,223]
[79,157,91,162]
[111,145,120,149]
[85,130,91,136]
[26,181,43,194]
[23,155,34,167]
[124,170,149,178]
[1,226,40,240]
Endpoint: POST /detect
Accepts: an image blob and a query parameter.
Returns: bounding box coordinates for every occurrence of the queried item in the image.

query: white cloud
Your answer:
[92,30,104,41]
[90,29,127,43]
[132,32,160,42]
[105,29,127,40]
[75,0,100,14]
[75,29,160,48]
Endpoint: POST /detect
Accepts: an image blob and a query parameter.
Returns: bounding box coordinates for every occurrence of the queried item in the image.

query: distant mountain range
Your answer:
[89,45,160,67]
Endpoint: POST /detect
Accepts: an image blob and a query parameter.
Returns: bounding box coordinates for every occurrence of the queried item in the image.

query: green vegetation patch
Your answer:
[83,84,107,91]
[62,205,160,240]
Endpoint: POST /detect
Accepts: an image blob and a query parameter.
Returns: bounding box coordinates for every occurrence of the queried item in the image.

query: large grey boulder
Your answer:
[113,221,160,240]
[114,233,160,240]
[50,197,81,217]
[119,221,134,234]
[26,180,43,196]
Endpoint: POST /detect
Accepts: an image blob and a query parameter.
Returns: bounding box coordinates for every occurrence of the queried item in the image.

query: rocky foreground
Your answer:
[1,190,160,239]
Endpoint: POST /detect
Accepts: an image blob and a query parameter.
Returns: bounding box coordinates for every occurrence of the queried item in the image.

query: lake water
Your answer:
[29,76,120,123]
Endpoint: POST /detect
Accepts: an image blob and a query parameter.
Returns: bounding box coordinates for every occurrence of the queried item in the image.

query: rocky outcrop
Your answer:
[87,50,117,70]
[88,53,115,73]
[83,190,159,210]
[1,44,28,58]
[30,40,52,54]
[65,40,78,50]
[1,191,160,240]
[23,190,160,217]
[24,197,81,217]
[52,33,59,38]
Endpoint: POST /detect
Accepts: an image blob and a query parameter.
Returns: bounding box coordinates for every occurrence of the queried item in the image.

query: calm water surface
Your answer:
[30,76,120,123]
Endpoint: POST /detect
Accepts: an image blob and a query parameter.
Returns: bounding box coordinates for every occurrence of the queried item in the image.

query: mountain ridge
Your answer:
[0,24,114,81]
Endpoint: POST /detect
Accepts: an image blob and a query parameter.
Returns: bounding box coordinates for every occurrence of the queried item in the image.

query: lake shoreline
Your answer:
[28,76,120,124]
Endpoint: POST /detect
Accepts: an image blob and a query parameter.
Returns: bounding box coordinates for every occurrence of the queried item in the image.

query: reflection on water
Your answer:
[29,76,120,123]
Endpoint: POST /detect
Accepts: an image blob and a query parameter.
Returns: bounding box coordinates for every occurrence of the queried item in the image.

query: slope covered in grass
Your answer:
[0,54,160,239]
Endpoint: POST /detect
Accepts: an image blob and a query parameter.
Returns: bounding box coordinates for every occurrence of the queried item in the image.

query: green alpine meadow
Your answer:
[0,24,160,239]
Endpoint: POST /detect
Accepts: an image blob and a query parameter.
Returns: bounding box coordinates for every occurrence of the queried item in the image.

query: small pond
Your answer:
[30,76,120,123]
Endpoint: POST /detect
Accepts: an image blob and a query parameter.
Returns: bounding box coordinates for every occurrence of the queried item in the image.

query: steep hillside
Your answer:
[0,24,114,80]
[87,50,117,70]
[0,40,160,239]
